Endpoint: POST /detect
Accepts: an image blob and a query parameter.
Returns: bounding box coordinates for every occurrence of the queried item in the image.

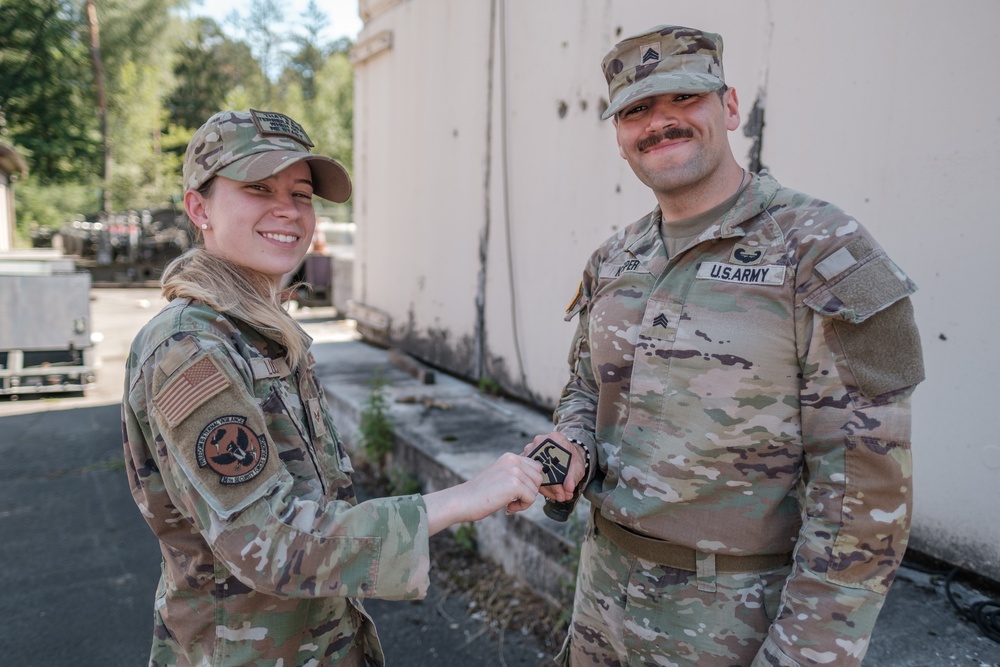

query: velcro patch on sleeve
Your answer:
[833,298,925,397]
[828,257,909,322]
[162,374,281,520]
[154,355,232,427]
[815,237,873,281]
[157,336,201,377]
[805,244,916,324]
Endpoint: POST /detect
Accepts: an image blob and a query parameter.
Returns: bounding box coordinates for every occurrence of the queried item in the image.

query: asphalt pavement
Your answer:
[0,287,997,666]
[0,289,547,667]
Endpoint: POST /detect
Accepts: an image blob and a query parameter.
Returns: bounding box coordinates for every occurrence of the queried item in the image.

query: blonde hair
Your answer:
[161,248,310,369]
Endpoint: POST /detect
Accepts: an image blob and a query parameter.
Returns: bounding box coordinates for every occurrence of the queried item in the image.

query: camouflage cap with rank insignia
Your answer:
[183,109,352,202]
[601,25,726,120]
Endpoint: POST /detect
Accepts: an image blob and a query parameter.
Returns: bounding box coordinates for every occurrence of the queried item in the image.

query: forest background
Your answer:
[0,0,355,244]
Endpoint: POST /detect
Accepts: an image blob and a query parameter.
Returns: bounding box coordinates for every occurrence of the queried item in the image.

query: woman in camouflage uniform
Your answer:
[122,109,542,666]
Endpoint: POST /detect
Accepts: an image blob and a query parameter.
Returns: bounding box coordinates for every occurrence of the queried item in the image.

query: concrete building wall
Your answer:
[351,0,1000,580]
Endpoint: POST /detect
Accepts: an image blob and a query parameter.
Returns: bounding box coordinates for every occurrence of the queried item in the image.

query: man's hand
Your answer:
[522,432,587,503]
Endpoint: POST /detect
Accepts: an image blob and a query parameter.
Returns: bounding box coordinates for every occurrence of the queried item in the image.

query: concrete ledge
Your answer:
[315,338,585,601]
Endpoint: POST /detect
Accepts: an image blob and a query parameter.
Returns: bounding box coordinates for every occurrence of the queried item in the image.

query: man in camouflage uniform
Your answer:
[529,25,924,666]
[124,109,541,666]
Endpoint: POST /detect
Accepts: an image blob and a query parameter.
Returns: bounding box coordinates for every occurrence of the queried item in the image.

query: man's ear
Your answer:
[184,190,209,228]
[613,117,628,160]
[724,87,741,131]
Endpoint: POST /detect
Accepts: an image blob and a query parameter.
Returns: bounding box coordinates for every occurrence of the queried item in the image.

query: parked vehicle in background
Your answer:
[58,206,193,285]
[283,218,355,312]
[0,251,96,397]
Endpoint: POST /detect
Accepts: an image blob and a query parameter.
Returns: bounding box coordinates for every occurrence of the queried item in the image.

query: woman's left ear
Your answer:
[184,190,210,229]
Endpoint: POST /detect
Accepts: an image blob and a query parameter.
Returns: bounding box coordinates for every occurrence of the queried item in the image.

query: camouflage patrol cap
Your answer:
[601,25,725,120]
[183,109,352,202]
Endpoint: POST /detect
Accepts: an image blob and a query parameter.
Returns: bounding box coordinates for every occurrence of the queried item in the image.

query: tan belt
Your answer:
[593,508,791,574]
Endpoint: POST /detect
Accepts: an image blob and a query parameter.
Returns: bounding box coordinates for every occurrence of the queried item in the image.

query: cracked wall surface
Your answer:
[350,0,1000,581]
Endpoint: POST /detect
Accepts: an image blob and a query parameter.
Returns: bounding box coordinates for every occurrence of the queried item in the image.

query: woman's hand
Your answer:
[423,453,543,536]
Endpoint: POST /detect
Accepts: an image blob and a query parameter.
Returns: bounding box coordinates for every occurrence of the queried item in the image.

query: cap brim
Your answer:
[602,72,724,120]
[217,151,353,203]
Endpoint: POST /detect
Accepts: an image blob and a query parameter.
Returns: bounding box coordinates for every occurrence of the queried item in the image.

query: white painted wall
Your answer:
[0,172,12,252]
[352,0,1000,579]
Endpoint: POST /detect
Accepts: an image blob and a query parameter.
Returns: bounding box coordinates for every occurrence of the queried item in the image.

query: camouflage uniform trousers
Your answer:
[557,515,790,667]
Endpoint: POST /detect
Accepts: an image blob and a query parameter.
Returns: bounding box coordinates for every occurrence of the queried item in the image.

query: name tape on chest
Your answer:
[697,262,786,286]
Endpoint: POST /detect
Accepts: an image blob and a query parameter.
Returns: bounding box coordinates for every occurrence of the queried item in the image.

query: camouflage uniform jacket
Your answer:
[123,298,430,667]
[556,171,923,666]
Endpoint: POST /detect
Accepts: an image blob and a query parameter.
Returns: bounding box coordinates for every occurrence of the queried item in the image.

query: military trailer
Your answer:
[0,253,96,397]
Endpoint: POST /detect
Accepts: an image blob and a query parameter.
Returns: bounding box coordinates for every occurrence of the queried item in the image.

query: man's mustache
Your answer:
[636,127,694,152]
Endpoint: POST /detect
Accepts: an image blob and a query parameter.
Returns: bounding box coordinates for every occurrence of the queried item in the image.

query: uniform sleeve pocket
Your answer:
[824,436,912,594]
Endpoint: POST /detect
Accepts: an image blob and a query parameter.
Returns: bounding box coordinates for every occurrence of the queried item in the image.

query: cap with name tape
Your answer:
[183,109,352,203]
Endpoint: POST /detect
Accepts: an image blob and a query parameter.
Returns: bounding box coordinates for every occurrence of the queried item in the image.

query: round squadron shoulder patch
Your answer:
[195,415,269,485]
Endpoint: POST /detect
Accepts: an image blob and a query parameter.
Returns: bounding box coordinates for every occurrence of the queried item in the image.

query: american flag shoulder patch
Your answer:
[154,355,232,427]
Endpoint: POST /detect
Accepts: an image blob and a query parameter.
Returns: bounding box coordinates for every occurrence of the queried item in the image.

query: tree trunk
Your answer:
[84,0,111,217]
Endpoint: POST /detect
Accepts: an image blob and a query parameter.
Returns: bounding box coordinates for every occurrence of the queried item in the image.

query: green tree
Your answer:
[3,0,356,240]
[286,0,329,101]
[14,179,96,241]
[166,17,265,130]
[310,50,353,176]
[0,0,101,185]
[278,3,353,183]
[95,0,186,210]
[230,0,285,104]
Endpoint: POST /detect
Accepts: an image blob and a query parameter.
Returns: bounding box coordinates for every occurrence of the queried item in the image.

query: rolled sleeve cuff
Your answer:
[370,494,431,600]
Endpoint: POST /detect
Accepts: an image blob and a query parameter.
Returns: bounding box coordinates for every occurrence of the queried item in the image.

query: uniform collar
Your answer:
[625,170,783,260]
[714,170,782,238]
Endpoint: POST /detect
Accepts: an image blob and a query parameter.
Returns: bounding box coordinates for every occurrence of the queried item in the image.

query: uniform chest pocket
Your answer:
[259,383,340,498]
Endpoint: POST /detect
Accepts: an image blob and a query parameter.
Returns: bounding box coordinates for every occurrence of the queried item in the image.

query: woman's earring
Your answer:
[201,223,209,230]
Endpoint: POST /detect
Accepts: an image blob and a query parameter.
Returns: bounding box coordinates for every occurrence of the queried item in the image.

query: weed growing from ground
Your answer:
[358,371,394,469]
[386,468,421,496]
[477,376,502,396]
[453,522,478,553]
